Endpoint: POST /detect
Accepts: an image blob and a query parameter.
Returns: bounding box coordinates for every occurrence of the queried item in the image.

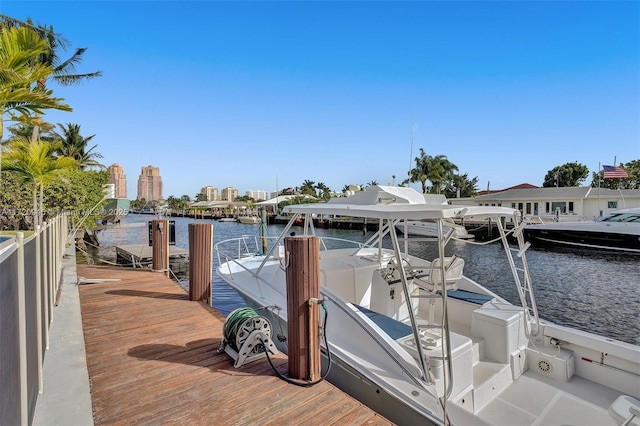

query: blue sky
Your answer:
[2,1,638,199]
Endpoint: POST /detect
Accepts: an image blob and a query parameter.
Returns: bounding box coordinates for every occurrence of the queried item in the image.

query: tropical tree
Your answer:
[300,179,316,196]
[52,122,104,169]
[1,137,76,228]
[4,116,54,142]
[590,160,639,190]
[408,149,459,194]
[444,173,479,199]
[44,169,107,232]
[315,182,331,200]
[0,15,102,139]
[542,162,589,187]
[0,25,71,141]
[131,198,147,210]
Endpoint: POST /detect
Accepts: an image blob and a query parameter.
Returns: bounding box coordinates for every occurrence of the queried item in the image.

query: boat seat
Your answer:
[354,304,412,340]
[413,256,465,293]
[437,289,494,305]
[609,395,640,426]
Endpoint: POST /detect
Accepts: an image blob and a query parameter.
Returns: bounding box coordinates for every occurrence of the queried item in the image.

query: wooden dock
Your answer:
[76,265,393,425]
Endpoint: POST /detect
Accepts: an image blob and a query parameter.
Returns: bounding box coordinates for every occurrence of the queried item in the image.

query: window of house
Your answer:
[608,201,618,209]
[568,202,574,213]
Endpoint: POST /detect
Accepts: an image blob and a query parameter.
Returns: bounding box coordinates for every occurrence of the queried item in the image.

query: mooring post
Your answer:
[285,236,321,381]
[188,223,213,303]
[151,219,169,277]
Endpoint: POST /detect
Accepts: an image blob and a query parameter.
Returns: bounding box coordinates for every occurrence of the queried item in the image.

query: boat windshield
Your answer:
[595,212,640,223]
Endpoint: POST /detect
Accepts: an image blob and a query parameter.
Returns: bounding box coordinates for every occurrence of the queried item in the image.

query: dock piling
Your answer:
[188,223,213,302]
[151,219,169,277]
[285,236,321,381]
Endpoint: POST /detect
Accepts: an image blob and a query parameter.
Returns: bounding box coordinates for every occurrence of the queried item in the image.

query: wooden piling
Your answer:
[151,219,169,277]
[188,223,213,302]
[285,236,321,381]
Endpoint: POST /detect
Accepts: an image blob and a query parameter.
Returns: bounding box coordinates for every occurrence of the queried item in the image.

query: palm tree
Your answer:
[1,137,76,228]
[0,25,72,140]
[315,182,331,200]
[300,180,316,196]
[0,25,72,180]
[408,149,459,194]
[0,15,101,140]
[444,173,479,198]
[427,155,458,194]
[52,122,104,169]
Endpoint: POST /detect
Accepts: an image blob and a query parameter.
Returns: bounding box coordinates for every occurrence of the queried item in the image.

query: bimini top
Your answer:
[283,185,519,221]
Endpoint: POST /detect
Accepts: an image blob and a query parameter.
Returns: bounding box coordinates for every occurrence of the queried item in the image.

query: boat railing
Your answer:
[214,234,371,267]
[500,216,541,337]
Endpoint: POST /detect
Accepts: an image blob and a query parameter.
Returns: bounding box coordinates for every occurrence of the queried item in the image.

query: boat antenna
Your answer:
[408,123,416,183]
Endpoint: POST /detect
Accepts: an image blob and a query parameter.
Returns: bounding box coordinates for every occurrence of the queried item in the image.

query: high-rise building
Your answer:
[137,165,163,201]
[107,164,127,198]
[200,186,219,201]
[246,189,268,201]
[221,187,238,201]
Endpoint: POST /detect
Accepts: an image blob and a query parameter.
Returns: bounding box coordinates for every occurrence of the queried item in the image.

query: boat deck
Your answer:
[76,265,393,425]
[478,370,619,425]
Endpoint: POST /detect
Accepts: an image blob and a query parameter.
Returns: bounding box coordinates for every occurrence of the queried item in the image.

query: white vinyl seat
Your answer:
[413,256,465,293]
[609,395,640,426]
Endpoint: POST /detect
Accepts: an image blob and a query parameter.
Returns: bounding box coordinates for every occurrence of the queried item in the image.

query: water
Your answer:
[85,214,640,346]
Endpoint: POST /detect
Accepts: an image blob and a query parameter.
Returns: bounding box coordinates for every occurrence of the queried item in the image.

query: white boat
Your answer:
[396,219,475,239]
[238,215,261,224]
[217,217,237,223]
[522,208,640,253]
[214,185,640,426]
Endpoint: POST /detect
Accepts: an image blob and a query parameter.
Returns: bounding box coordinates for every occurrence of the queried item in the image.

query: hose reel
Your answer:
[218,307,278,368]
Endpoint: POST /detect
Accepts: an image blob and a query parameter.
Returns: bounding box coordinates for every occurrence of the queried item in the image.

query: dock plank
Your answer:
[76,265,392,425]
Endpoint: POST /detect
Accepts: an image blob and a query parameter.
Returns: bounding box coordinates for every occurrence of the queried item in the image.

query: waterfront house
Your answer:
[450,185,640,221]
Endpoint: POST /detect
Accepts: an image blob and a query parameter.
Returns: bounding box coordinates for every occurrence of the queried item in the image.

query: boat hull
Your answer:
[238,216,260,224]
[101,198,130,223]
[227,284,441,426]
[523,227,640,253]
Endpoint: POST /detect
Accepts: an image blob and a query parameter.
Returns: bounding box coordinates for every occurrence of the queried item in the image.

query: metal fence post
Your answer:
[17,232,27,425]
[35,225,43,393]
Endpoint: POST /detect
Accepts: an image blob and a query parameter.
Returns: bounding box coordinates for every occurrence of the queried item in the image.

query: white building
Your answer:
[245,189,269,201]
[453,186,640,220]
[200,186,218,201]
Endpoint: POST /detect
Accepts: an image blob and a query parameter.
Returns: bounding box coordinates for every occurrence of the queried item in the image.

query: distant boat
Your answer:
[522,207,640,253]
[238,215,260,224]
[396,219,474,239]
[217,217,237,223]
[100,198,130,224]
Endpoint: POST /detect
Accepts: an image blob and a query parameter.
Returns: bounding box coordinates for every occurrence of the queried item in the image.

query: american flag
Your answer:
[603,165,628,179]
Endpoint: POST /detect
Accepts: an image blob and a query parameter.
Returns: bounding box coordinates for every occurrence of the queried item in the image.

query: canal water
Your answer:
[83,214,640,346]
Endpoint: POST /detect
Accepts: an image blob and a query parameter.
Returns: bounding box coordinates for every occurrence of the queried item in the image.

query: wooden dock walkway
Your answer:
[76,265,393,425]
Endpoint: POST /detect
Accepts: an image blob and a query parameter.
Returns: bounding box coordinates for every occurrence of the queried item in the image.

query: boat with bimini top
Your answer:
[214,185,640,426]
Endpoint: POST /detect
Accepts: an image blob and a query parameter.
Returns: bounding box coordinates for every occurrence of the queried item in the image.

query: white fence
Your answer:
[0,215,67,425]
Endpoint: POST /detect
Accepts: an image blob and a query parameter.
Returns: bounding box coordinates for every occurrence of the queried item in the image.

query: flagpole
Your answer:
[597,162,601,215]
